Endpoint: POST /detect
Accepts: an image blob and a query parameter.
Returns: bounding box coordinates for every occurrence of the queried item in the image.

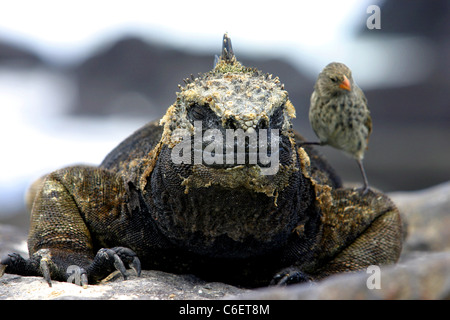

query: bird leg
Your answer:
[357,159,370,195]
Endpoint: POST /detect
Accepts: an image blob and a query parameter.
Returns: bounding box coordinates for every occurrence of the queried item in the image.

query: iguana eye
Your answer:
[188,103,207,121]
[269,106,284,129]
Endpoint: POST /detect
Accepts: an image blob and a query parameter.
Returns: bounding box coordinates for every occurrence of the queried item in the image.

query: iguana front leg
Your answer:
[0,166,141,286]
[272,188,403,285]
[312,188,403,278]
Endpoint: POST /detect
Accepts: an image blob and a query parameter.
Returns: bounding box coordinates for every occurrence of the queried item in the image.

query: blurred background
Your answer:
[0,0,448,227]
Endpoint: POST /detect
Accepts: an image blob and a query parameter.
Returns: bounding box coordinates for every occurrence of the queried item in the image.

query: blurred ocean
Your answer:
[0,67,149,219]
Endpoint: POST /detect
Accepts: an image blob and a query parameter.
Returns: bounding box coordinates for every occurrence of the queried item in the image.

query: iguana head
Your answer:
[159,34,299,197]
[161,34,296,140]
[151,34,309,255]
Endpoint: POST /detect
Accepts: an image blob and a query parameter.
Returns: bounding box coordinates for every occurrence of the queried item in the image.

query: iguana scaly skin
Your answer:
[0,34,402,287]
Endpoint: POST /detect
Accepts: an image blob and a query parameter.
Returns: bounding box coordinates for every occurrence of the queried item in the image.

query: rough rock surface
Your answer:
[237,251,450,300]
[0,270,247,300]
[1,181,449,300]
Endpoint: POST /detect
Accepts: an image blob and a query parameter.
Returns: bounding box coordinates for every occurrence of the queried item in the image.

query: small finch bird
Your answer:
[306,62,372,193]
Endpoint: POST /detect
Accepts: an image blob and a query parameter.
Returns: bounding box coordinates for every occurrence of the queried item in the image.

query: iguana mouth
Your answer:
[168,127,294,172]
[190,144,282,169]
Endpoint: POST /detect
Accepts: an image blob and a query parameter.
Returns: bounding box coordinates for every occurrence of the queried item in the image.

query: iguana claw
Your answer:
[89,247,141,283]
[130,256,142,277]
[0,263,6,278]
[39,257,52,287]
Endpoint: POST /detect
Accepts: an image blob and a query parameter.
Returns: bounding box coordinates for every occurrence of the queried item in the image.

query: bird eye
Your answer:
[330,77,338,83]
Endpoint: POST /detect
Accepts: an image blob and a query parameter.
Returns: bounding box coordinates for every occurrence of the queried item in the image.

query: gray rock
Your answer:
[1,181,449,299]
[235,251,450,300]
[390,181,450,255]
[0,269,247,300]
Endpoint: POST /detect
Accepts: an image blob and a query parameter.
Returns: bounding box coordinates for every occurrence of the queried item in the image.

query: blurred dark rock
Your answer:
[354,0,450,192]
[70,36,313,120]
[1,181,449,299]
[0,40,44,67]
[390,181,450,256]
[71,37,213,118]
[360,0,450,37]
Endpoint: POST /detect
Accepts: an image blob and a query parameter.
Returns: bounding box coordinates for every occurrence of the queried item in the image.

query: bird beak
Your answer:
[339,75,351,91]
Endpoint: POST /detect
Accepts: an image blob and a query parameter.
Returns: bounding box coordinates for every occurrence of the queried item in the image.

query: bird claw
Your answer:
[361,186,371,196]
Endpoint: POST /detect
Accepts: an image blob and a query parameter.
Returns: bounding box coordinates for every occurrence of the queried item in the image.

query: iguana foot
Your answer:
[87,247,142,283]
[0,252,40,278]
[1,247,141,287]
[1,250,60,287]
